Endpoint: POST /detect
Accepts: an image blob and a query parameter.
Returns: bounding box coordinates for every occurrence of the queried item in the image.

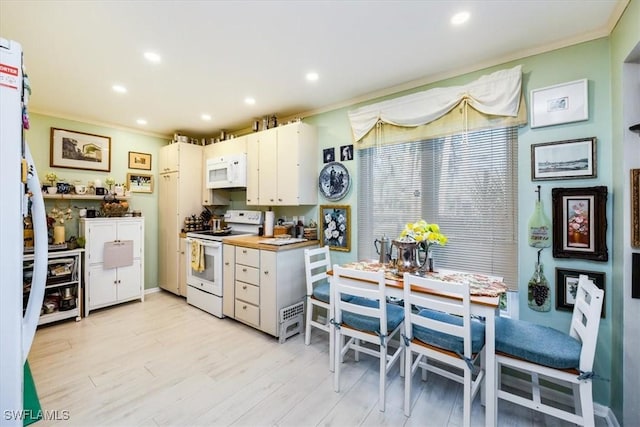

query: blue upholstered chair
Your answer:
[402,273,485,426]
[495,274,604,427]
[304,246,333,369]
[332,265,404,412]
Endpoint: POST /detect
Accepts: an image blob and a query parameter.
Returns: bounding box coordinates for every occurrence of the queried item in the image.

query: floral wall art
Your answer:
[320,205,350,251]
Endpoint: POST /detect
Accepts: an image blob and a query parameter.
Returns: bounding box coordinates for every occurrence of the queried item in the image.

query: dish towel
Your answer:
[191,240,205,273]
[103,240,134,269]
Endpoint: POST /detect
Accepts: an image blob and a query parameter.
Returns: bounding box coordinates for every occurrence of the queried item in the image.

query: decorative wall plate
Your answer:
[319,161,350,201]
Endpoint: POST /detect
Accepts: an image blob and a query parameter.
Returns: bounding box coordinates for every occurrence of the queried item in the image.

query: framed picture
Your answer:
[320,205,350,252]
[555,268,605,317]
[531,137,596,181]
[50,128,111,172]
[552,186,608,261]
[323,147,335,163]
[128,151,152,170]
[340,144,354,161]
[530,79,588,128]
[127,173,153,193]
[632,169,640,248]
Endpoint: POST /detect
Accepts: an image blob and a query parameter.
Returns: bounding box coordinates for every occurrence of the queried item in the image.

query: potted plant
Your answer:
[45,172,58,194]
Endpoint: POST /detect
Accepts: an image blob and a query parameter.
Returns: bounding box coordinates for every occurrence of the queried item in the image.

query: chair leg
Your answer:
[379,338,386,412]
[579,381,595,427]
[305,299,312,346]
[334,329,341,392]
[463,366,472,427]
[404,347,412,417]
[328,307,335,372]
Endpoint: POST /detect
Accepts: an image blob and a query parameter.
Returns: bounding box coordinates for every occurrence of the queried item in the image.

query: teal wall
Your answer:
[27,113,167,290]
[305,38,616,406]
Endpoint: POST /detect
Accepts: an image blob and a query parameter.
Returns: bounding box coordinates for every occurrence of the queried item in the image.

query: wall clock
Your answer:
[319,161,350,201]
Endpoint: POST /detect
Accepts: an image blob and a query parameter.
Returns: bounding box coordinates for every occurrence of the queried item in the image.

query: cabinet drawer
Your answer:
[235,300,259,327]
[235,281,259,305]
[235,247,259,268]
[235,264,259,286]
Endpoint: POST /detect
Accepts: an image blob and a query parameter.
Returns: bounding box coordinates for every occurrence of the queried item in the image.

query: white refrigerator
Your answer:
[0,38,48,426]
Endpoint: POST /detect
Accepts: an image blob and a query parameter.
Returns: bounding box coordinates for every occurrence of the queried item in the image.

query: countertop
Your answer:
[222,235,320,251]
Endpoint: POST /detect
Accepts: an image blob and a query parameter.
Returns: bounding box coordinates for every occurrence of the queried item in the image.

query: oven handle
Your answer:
[186,237,222,249]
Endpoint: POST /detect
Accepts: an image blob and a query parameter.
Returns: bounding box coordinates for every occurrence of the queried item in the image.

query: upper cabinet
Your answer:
[246,122,317,206]
[158,143,180,173]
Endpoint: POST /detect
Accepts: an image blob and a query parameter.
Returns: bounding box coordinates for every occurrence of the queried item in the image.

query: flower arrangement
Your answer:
[399,220,448,251]
[568,201,589,243]
[105,176,116,190]
[49,206,73,225]
[45,172,58,186]
[323,209,347,247]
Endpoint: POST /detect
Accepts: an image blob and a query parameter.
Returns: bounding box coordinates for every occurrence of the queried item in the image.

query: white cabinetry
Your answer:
[225,244,308,337]
[158,143,202,295]
[80,218,144,315]
[246,122,317,206]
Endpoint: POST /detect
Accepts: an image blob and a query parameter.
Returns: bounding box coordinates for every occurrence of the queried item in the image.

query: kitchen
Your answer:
[1,1,639,426]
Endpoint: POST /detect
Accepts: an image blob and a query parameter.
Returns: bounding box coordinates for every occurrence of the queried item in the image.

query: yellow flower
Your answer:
[399,219,447,248]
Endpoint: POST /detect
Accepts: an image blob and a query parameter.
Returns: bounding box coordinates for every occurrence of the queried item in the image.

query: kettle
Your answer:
[374,234,393,264]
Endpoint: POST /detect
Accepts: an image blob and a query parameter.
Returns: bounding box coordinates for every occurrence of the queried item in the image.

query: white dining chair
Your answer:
[304,246,333,370]
[495,274,604,426]
[332,265,404,412]
[402,273,485,426]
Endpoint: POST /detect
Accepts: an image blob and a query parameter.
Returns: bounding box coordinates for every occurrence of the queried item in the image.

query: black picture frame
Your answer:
[323,147,335,163]
[552,186,608,261]
[340,144,354,161]
[531,137,596,181]
[555,268,605,317]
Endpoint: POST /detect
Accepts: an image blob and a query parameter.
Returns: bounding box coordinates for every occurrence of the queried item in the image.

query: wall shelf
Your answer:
[43,194,130,201]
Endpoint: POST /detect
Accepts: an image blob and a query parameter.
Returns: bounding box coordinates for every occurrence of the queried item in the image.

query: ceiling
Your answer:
[0,0,628,138]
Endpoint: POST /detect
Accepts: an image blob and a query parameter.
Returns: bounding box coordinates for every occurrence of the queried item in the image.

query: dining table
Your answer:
[330,260,508,427]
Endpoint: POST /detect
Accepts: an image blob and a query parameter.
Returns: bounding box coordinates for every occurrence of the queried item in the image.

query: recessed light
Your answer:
[245,97,256,105]
[144,52,161,63]
[306,72,319,82]
[451,11,470,26]
[136,119,147,125]
[201,114,212,121]
[112,84,127,94]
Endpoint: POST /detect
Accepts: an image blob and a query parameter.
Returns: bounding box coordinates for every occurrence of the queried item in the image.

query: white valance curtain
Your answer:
[348,65,524,143]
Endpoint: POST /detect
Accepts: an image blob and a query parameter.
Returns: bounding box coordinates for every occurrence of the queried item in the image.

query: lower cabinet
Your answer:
[80,217,145,315]
[224,244,309,337]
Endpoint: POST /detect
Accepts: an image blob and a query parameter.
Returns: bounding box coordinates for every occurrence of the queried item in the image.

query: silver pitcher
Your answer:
[392,239,427,274]
[374,234,393,264]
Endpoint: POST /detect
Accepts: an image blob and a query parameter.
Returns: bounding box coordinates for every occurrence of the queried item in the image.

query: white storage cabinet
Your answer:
[80,217,144,315]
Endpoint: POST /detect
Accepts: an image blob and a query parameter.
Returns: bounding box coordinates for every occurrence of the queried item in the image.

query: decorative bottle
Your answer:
[527,262,550,312]
[528,200,551,248]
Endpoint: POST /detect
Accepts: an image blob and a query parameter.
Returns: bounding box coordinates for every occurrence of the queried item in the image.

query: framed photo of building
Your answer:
[531,137,596,181]
[50,128,111,172]
[555,268,605,317]
[552,186,608,261]
[128,151,152,170]
[320,205,350,252]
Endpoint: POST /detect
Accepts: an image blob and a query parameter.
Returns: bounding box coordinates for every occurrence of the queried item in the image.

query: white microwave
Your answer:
[205,153,247,189]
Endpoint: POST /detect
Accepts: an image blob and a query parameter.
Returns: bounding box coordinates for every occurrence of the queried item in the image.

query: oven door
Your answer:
[185,238,222,296]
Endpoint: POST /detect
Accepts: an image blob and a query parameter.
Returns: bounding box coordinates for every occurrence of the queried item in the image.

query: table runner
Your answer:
[341,261,508,297]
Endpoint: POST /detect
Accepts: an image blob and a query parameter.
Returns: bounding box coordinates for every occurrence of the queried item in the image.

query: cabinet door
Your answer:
[86,222,117,264]
[158,172,180,294]
[222,244,235,317]
[246,133,260,205]
[259,250,278,336]
[88,264,117,308]
[116,259,142,301]
[275,125,301,205]
[116,220,143,258]
[258,129,278,205]
[179,238,187,297]
[159,144,179,173]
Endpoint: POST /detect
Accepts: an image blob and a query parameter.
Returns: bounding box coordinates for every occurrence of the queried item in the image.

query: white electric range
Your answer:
[185,210,263,317]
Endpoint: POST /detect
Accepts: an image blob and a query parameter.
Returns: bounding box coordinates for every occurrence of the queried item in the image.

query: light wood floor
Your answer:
[28,291,608,427]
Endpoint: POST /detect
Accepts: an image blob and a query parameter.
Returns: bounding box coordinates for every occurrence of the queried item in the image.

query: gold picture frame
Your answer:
[128,151,152,170]
[320,205,351,252]
[632,169,640,248]
[127,173,153,193]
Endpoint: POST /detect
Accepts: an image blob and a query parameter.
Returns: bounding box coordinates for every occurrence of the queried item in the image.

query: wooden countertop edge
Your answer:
[222,235,320,251]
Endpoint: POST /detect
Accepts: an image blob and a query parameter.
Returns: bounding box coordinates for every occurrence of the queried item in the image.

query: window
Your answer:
[358,126,519,288]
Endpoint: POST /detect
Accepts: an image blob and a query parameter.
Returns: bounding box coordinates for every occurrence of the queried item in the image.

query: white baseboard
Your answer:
[144,286,161,295]
[501,374,619,426]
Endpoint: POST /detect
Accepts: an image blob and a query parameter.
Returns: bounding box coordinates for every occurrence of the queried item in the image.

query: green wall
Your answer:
[306,38,616,406]
[27,113,167,290]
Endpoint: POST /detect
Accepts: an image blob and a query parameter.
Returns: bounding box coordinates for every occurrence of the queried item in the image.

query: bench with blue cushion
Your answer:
[495,317,581,369]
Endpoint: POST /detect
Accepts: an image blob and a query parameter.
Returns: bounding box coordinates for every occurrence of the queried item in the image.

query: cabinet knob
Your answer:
[242,268,247,272]
[242,305,247,310]
[278,199,282,202]
[242,285,247,290]
[224,261,230,265]
[242,249,247,253]
[264,270,269,275]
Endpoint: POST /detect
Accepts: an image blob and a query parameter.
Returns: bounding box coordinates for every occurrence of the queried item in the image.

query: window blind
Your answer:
[358,126,519,289]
